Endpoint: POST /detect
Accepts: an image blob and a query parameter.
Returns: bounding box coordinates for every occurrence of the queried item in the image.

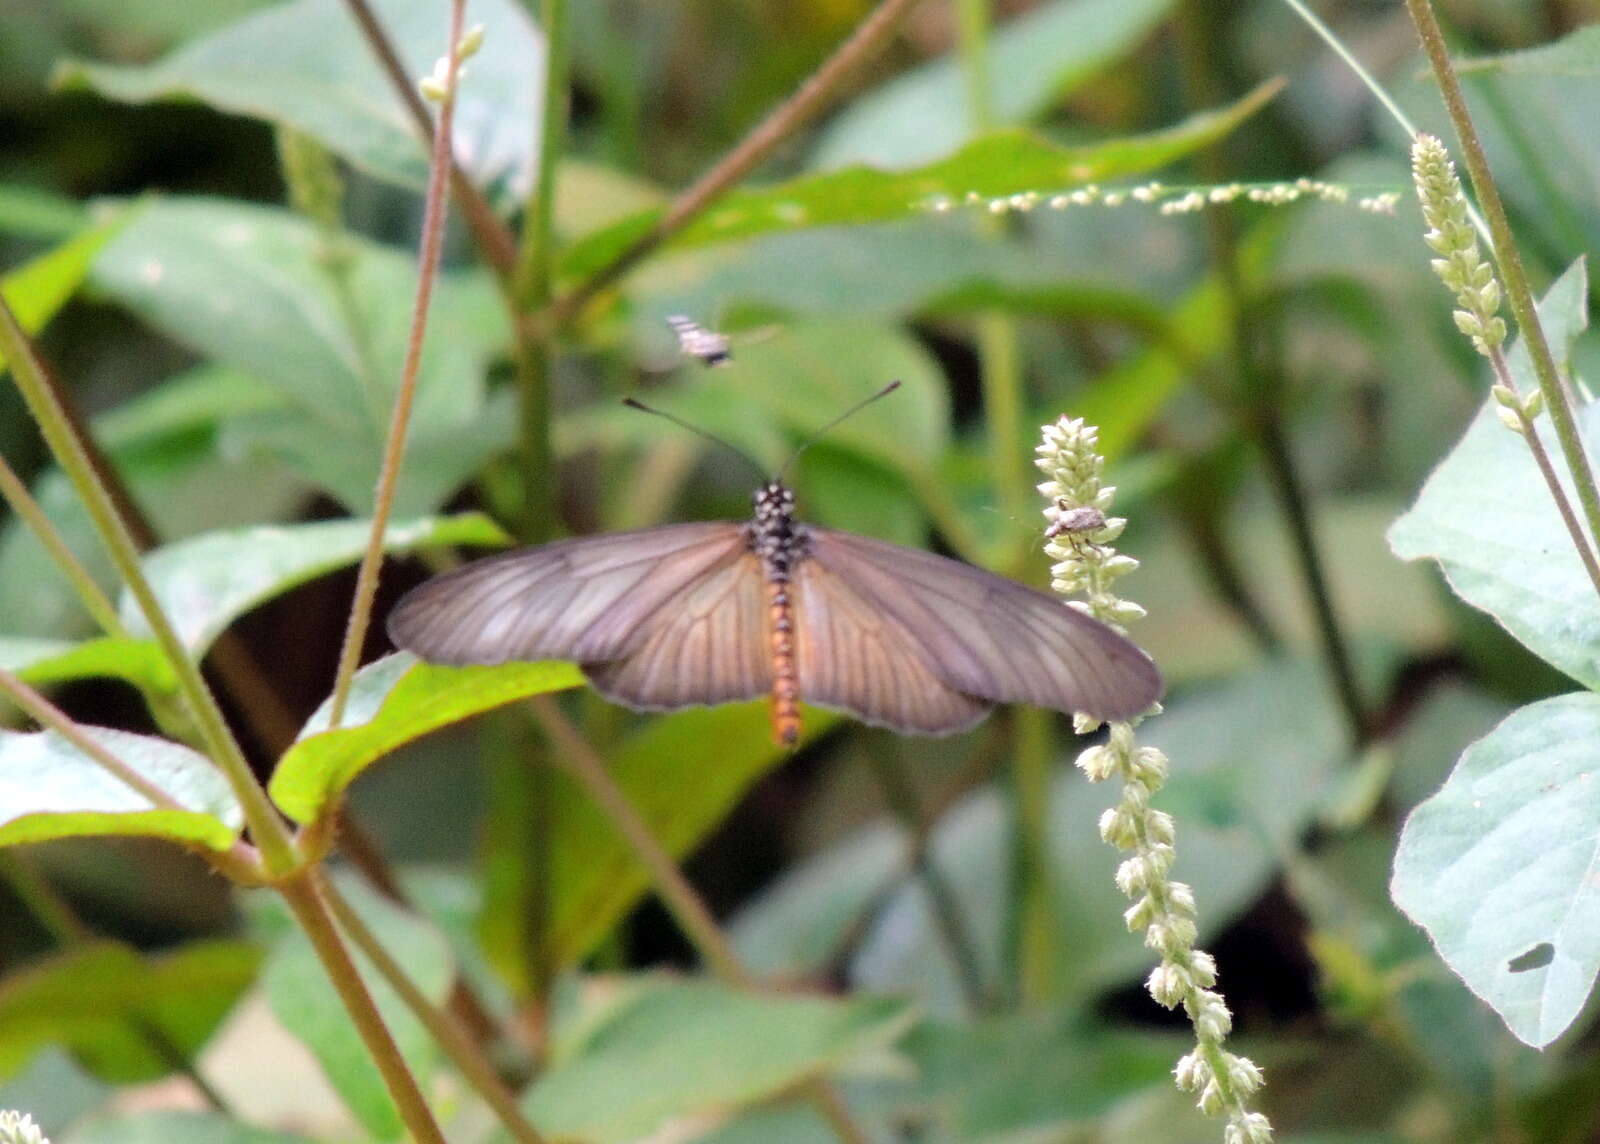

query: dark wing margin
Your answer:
[803,527,1162,724]
[792,558,993,736]
[386,522,751,667]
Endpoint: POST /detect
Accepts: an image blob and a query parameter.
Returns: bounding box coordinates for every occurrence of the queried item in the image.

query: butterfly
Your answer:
[387,390,1162,745]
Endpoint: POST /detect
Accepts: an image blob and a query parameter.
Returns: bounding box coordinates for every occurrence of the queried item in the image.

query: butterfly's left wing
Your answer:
[388,521,774,712]
[802,527,1162,724]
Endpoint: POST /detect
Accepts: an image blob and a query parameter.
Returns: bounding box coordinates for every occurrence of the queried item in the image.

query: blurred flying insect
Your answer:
[667,314,732,367]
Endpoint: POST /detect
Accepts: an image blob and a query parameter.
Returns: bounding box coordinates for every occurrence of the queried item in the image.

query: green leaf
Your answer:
[560,84,1280,282]
[56,0,545,201]
[544,704,839,972]
[0,367,306,641]
[813,0,1175,170]
[90,198,512,514]
[1388,260,1599,687]
[1392,692,1600,1048]
[0,637,175,696]
[261,878,454,1140]
[1459,23,1600,76]
[65,1111,312,1144]
[0,940,259,1083]
[120,513,509,656]
[1,215,124,371]
[0,184,88,240]
[733,658,1345,1015]
[899,1015,1175,1138]
[0,726,240,851]
[269,653,584,824]
[525,978,913,1144]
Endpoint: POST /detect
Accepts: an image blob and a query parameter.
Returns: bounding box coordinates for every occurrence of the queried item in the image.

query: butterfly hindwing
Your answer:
[792,555,993,735]
[802,527,1161,723]
[584,549,772,711]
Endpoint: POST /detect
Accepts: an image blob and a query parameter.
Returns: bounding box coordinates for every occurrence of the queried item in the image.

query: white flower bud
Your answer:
[1174,1051,1209,1091]
[1226,1053,1265,1094]
[1148,962,1190,1007]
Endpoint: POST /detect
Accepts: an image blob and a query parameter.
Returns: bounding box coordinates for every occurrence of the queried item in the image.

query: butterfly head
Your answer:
[753,481,796,522]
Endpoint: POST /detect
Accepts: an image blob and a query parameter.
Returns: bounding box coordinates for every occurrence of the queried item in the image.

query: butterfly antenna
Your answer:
[777,380,902,481]
[621,397,769,483]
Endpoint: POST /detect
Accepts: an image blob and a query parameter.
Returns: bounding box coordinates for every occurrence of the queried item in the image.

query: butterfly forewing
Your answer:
[792,557,992,735]
[803,527,1161,723]
[387,522,750,666]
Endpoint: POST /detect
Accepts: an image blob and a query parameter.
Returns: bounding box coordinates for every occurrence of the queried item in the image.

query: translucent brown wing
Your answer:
[386,521,755,672]
[582,548,772,711]
[799,527,1162,726]
[792,556,993,735]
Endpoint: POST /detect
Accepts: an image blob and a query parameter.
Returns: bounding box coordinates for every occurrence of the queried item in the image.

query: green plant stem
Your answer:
[340,0,519,278]
[1405,0,1600,554]
[0,298,297,874]
[1257,407,1368,741]
[1488,349,1600,597]
[319,873,549,1144]
[548,0,922,324]
[0,666,260,883]
[507,0,569,543]
[529,697,871,1144]
[278,873,447,1144]
[1177,0,1366,744]
[867,750,989,1014]
[515,0,570,310]
[327,0,466,731]
[955,0,1059,1004]
[0,449,127,638]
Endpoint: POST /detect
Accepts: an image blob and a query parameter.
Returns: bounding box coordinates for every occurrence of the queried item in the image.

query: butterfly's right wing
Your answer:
[791,555,993,736]
[387,521,754,669]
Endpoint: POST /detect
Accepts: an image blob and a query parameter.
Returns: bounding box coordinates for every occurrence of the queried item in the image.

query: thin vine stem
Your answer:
[327,0,466,731]
[1404,0,1600,555]
[1176,0,1367,744]
[508,0,569,542]
[278,873,447,1144]
[0,666,259,883]
[0,449,127,638]
[318,873,550,1144]
[340,0,519,278]
[528,697,872,1144]
[0,295,297,874]
[1487,349,1600,597]
[547,0,922,325]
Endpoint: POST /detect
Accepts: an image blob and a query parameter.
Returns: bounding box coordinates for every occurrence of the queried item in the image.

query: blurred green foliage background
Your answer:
[2,0,1600,1141]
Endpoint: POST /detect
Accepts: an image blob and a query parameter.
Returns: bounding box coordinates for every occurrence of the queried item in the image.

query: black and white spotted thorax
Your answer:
[748,481,810,581]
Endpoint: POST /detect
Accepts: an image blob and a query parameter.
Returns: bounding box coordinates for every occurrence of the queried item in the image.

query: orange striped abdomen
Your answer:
[765,578,801,745]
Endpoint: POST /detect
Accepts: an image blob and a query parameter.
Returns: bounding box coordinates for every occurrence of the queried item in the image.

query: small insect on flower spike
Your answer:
[1038,415,1273,1144]
[389,392,1162,747]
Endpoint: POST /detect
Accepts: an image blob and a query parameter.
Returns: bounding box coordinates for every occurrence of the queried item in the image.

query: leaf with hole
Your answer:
[1392,692,1600,1048]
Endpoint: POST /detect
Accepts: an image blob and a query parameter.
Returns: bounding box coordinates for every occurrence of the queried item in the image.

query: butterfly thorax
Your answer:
[748,481,806,745]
